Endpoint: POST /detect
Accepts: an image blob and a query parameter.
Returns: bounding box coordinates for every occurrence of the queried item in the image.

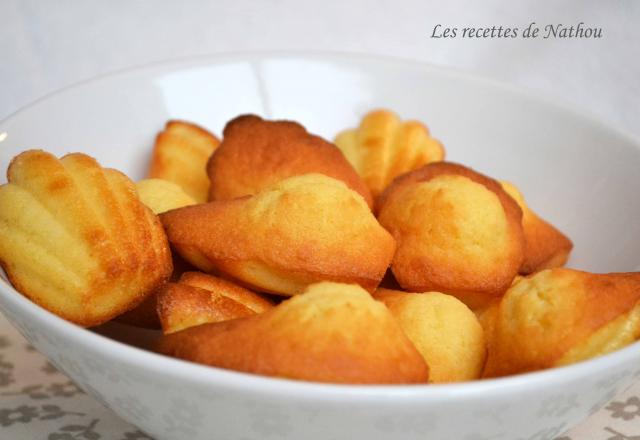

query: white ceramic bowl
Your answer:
[1,53,640,440]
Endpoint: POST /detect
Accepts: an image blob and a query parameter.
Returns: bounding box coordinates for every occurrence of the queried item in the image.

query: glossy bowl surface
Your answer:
[1,52,640,440]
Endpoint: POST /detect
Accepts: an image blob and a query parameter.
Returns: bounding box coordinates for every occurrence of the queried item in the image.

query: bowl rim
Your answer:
[1,50,640,401]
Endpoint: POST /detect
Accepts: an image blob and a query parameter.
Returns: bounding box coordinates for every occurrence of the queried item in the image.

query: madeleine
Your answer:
[161,174,395,296]
[157,282,429,384]
[375,289,486,383]
[148,120,220,203]
[0,150,172,326]
[377,162,524,309]
[335,109,444,198]
[483,269,640,377]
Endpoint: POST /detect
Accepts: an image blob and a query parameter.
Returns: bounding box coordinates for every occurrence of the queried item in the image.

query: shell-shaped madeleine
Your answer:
[0,150,173,326]
[136,178,197,214]
[500,181,573,274]
[335,109,445,199]
[157,272,274,334]
[483,269,640,378]
[377,162,525,309]
[156,282,429,384]
[161,174,395,296]
[374,289,486,383]
[207,114,373,207]
[148,120,220,203]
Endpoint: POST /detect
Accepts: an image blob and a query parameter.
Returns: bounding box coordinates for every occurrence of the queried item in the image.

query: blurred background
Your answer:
[1,0,638,137]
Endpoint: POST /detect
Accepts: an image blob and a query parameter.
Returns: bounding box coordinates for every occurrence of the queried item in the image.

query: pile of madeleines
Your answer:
[1,110,639,385]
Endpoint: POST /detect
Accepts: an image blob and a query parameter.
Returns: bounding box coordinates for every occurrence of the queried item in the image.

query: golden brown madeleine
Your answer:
[500,181,573,274]
[207,114,373,207]
[0,150,172,327]
[335,109,445,198]
[136,178,197,214]
[157,272,274,334]
[148,120,220,203]
[161,174,395,296]
[377,162,525,309]
[483,269,640,378]
[157,282,429,384]
[375,288,486,383]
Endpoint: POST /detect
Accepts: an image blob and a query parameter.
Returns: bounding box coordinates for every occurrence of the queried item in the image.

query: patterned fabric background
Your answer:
[1,312,639,440]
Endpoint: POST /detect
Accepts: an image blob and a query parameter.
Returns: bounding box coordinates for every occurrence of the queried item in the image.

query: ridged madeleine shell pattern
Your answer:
[335,109,445,199]
[148,120,220,203]
[0,150,173,327]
